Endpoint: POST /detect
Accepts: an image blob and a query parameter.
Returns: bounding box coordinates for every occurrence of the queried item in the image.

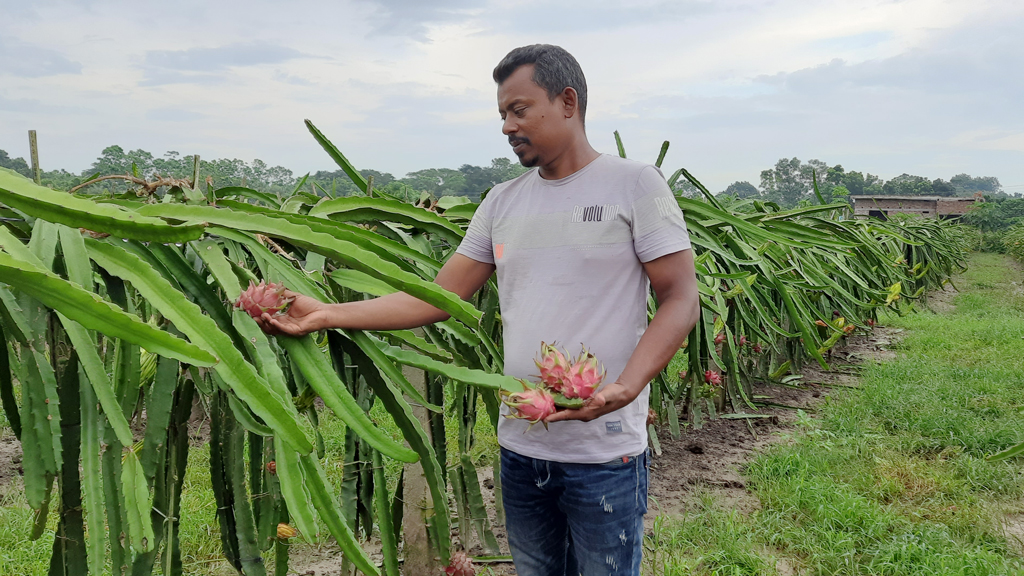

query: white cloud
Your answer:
[0,0,1021,190]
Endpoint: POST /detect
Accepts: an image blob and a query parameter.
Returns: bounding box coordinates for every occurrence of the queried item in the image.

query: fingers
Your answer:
[544,393,608,423]
[260,312,312,337]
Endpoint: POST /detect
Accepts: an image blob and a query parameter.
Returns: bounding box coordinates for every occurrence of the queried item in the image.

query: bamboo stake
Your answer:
[28,130,40,184]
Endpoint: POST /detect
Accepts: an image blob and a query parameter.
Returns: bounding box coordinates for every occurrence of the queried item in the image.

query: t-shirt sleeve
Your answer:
[455,194,495,264]
[630,166,691,263]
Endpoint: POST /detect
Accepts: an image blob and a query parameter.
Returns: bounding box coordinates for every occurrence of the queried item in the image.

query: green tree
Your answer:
[882,174,934,196]
[760,158,810,206]
[722,181,760,198]
[951,174,1001,195]
[0,149,31,177]
[400,168,467,198]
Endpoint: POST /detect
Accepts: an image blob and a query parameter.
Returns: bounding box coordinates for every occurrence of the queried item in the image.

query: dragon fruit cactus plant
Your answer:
[235,280,294,319]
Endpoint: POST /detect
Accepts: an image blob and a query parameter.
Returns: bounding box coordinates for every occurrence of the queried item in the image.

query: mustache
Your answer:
[509,136,530,147]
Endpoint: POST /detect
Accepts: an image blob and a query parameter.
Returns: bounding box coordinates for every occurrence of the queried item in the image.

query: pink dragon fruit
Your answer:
[502,383,557,424]
[714,332,726,345]
[235,281,294,320]
[704,370,722,386]
[561,350,605,400]
[534,342,570,393]
[445,550,475,576]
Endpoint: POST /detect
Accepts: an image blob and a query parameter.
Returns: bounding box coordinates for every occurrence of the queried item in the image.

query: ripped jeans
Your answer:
[499,447,649,576]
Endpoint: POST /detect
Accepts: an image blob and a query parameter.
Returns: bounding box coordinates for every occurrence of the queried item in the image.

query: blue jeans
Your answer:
[500,447,649,576]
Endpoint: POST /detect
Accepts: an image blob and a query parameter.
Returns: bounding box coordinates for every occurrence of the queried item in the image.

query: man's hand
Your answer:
[543,381,633,423]
[255,290,328,337]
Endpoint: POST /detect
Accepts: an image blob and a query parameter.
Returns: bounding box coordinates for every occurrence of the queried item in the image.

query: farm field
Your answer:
[2,252,1023,575]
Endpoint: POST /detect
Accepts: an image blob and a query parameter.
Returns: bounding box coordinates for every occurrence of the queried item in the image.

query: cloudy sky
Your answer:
[1,0,1022,193]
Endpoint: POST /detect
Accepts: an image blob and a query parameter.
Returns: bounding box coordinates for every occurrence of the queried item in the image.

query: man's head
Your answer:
[493,44,588,168]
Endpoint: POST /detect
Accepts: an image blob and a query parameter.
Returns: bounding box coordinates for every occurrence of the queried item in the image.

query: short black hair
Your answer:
[493,44,588,124]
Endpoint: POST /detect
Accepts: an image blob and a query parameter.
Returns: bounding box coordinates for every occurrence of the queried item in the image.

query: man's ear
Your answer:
[561,87,579,120]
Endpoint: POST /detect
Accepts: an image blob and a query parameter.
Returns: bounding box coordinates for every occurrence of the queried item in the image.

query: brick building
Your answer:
[851,195,980,220]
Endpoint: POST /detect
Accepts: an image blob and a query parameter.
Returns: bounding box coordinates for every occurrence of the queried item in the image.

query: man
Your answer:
[260,44,699,576]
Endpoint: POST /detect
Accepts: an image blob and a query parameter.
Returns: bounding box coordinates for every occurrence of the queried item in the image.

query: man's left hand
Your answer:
[543,381,634,423]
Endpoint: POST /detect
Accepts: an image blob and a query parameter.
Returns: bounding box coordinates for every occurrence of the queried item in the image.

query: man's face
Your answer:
[497,64,569,168]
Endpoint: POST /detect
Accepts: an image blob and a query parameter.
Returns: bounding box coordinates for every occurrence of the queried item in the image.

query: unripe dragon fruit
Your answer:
[235,281,294,319]
[704,370,722,386]
[276,523,298,539]
[445,550,475,576]
[502,383,557,424]
[534,341,570,393]
[561,350,605,400]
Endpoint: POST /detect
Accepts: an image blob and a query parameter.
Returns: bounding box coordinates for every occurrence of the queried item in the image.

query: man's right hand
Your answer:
[256,290,328,337]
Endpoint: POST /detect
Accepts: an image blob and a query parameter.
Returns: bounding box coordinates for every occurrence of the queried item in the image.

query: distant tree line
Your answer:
[0,146,527,202]
[2,147,1011,210]
[719,157,1011,208]
[309,158,528,202]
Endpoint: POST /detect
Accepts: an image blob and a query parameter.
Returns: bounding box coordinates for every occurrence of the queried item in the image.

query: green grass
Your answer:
[645,252,1024,575]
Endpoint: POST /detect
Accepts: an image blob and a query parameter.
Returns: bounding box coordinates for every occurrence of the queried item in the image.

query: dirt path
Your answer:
[646,326,904,528]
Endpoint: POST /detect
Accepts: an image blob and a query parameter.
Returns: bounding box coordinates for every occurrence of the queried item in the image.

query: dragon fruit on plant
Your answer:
[704,370,723,387]
[235,280,294,319]
[445,550,475,576]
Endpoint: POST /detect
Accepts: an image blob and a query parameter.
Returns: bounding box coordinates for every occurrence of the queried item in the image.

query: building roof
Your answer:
[849,195,976,202]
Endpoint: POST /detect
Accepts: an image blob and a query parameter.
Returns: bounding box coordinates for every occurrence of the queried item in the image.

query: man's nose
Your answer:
[502,116,517,136]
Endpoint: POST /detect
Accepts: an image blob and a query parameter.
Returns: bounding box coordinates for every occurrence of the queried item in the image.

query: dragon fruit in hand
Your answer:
[534,342,571,393]
[235,281,294,320]
[502,383,557,424]
[561,349,605,400]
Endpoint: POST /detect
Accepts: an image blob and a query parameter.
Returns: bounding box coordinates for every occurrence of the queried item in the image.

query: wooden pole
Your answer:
[28,130,41,184]
[401,328,439,575]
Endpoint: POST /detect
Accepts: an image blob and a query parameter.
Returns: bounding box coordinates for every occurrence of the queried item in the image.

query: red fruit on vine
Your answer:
[704,370,722,386]
[445,550,475,576]
[714,333,726,345]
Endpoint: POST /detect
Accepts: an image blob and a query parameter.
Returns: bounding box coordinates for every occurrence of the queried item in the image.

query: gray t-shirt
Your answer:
[456,153,691,464]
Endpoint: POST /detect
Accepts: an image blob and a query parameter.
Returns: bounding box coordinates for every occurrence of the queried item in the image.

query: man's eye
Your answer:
[515,108,526,116]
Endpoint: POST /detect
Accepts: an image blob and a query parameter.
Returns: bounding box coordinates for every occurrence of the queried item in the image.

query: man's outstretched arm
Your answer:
[545,248,700,422]
[256,254,496,336]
